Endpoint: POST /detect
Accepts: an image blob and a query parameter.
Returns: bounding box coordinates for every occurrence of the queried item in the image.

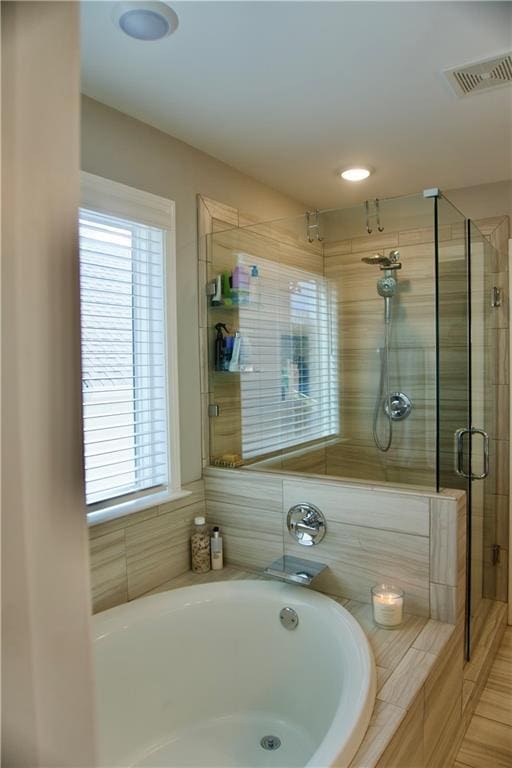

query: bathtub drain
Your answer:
[260,735,281,751]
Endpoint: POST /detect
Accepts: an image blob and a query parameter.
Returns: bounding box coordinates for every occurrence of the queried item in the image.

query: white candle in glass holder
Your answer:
[371,585,404,628]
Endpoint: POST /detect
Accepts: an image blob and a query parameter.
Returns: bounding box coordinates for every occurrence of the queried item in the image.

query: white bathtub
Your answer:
[94,580,376,768]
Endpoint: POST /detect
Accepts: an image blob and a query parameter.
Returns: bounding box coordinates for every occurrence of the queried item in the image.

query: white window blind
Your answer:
[79,208,169,507]
[237,254,338,459]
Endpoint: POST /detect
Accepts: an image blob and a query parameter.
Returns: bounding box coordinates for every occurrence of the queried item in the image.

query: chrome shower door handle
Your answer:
[455,427,489,480]
[455,428,470,478]
[471,428,490,479]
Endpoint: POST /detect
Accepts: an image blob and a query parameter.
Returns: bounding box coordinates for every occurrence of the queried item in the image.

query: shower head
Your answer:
[362,254,391,266]
[361,250,401,270]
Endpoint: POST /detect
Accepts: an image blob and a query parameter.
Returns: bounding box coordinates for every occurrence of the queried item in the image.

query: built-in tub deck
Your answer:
[146,566,459,768]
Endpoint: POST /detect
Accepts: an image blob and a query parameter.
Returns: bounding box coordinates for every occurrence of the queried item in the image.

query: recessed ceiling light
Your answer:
[113,2,179,41]
[340,167,372,182]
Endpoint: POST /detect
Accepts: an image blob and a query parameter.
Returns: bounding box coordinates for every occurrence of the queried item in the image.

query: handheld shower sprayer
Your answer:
[360,249,410,452]
[378,277,396,324]
[362,250,401,324]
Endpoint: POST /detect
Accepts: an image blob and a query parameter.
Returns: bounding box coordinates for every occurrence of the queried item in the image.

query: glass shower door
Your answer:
[465,222,499,657]
[436,200,501,660]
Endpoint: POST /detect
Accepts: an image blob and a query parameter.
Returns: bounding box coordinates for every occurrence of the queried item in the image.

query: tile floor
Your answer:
[454,627,512,768]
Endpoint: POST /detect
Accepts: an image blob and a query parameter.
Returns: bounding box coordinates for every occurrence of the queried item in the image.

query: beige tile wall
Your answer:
[88,480,205,613]
[205,467,465,621]
[323,224,437,487]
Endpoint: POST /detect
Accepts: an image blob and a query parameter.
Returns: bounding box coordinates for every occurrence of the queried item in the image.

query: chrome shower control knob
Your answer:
[384,392,412,421]
[287,503,326,546]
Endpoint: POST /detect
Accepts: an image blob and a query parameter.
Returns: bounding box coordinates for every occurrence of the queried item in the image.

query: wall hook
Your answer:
[305,210,323,242]
[364,200,372,234]
[364,199,384,234]
[376,199,384,232]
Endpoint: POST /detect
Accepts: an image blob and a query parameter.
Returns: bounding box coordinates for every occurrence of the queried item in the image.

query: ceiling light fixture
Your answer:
[340,167,372,182]
[113,2,179,41]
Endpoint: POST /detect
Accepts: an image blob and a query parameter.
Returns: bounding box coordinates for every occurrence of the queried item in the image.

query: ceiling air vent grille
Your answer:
[444,53,512,97]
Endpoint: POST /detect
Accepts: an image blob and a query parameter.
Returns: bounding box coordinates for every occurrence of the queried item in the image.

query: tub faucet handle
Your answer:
[287,503,326,546]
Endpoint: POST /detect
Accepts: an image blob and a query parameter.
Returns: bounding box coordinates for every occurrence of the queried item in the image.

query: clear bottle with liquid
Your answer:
[191,516,210,573]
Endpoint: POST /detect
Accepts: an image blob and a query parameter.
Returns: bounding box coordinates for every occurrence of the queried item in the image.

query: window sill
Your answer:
[87,488,192,528]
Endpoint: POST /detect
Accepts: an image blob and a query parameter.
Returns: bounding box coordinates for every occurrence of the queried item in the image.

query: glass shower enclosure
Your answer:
[204,190,508,658]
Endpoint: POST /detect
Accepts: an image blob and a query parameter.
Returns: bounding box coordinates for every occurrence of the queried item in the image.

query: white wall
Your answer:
[446,179,512,222]
[81,96,306,484]
[2,3,96,764]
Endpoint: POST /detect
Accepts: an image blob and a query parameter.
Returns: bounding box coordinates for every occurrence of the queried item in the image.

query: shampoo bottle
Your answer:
[211,526,223,570]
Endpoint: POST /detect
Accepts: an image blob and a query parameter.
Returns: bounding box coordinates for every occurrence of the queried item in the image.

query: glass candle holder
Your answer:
[371,584,404,628]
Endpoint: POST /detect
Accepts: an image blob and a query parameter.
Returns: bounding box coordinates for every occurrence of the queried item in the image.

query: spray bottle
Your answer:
[214,323,229,371]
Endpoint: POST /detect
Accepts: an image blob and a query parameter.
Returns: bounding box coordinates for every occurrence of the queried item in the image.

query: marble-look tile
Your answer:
[430,582,457,624]
[398,225,450,246]
[426,694,464,768]
[463,679,476,713]
[286,519,430,615]
[423,627,463,763]
[456,715,512,768]
[412,619,455,655]
[378,648,437,709]
[283,478,430,536]
[349,231,399,255]
[205,469,282,512]
[429,497,458,586]
[497,626,512,662]
[125,500,206,599]
[346,600,426,670]
[90,530,127,613]
[474,657,512,726]
[465,601,507,683]
[205,499,282,571]
[497,328,509,385]
[349,700,407,768]
[488,215,510,274]
[376,666,393,692]
[147,565,264,595]
[323,238,352,258]
[376,690,424,768]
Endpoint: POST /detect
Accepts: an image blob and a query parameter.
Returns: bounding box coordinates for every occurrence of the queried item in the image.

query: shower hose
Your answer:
[373,313,393,452]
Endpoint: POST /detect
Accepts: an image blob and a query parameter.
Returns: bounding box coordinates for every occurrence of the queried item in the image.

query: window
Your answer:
[79,173,179,514]
[236,254,338,459]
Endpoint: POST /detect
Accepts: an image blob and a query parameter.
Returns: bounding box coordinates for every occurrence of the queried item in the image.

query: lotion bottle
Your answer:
[211,526,224,570]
